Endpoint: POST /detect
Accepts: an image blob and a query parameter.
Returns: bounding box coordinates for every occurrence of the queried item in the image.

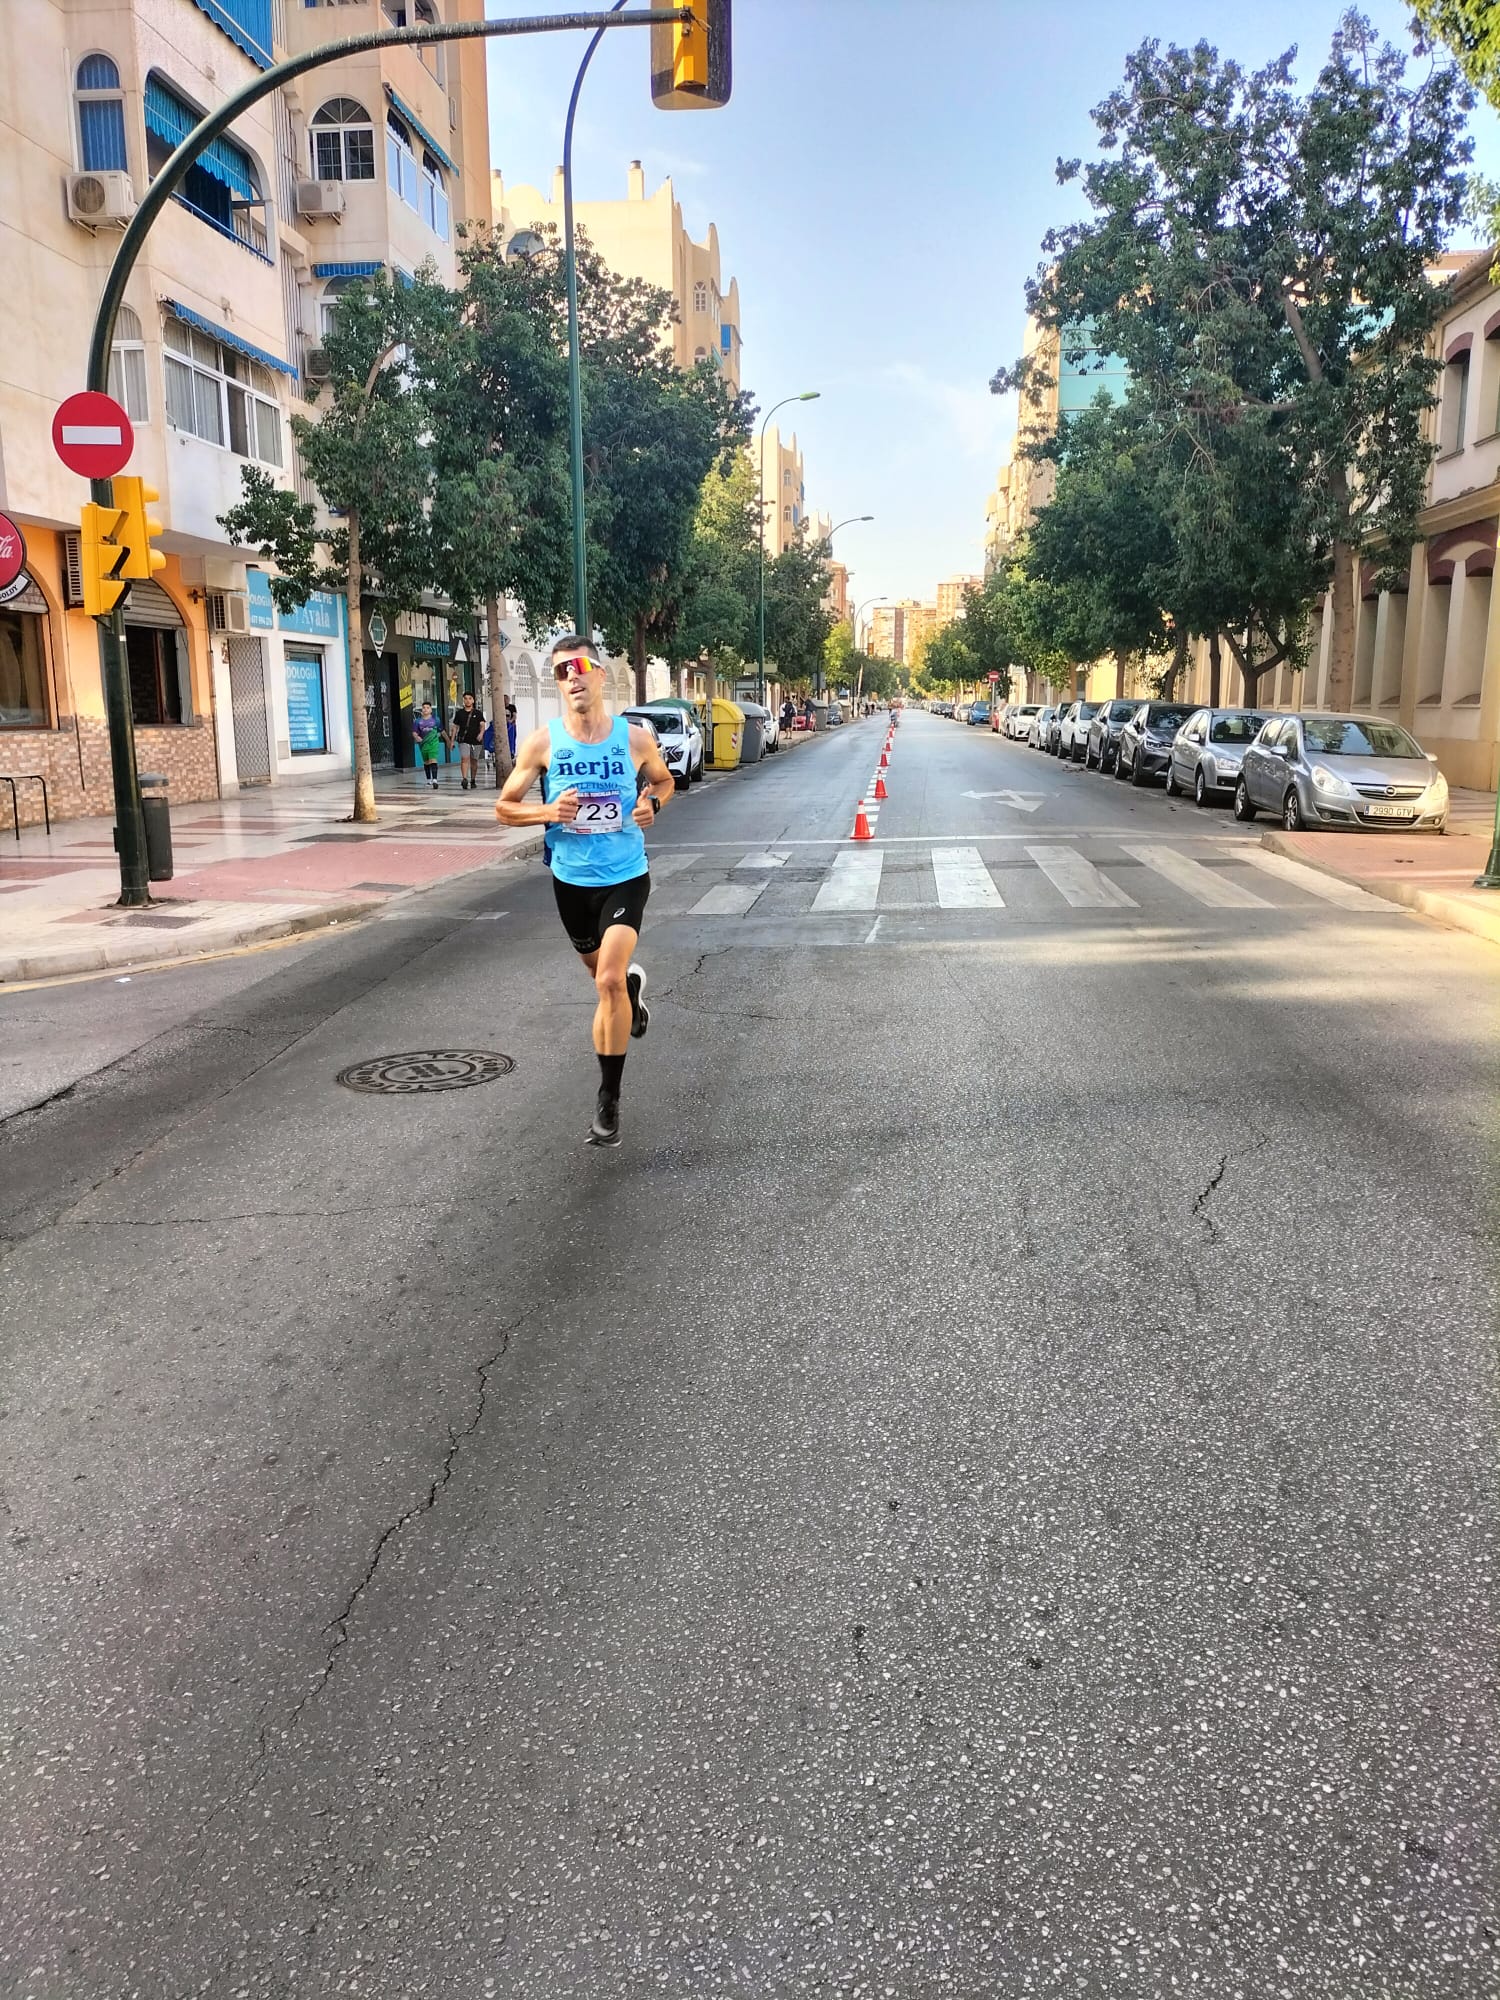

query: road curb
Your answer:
[0,830,547,986]
[1260,830,1500,947]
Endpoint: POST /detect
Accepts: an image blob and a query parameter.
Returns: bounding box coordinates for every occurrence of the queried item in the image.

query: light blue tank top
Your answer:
[545,715,647,887]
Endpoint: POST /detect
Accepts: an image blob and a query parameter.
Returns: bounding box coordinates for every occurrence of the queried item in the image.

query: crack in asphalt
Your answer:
[147,1304,535,1941]
[1191,1152,1230,1237]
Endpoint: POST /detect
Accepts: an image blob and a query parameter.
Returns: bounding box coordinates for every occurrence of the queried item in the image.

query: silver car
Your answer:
[1058,699,1102,761]
[1233,712,1450,833]
[1165,707,1270,807]
[1028,705,1057,748]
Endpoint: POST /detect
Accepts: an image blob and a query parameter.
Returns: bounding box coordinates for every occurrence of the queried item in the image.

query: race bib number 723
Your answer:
[569,793,623,833]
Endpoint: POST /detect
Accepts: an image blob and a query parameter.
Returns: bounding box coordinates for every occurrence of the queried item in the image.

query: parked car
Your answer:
[1164,707,1270,806]
[624,705,704,788]
[1005,702,1043,739]
[1234,713,1449,833]
[1029,705,1057,748]
[826,702,845,727]
[1084,698,1142,772]
[1057,699,1102,760]
[1115,701,1199,785]
[968,701,992,727]
[1046,703,1075,754]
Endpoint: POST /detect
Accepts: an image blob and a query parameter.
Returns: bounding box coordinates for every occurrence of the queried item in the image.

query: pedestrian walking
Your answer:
[451,691,486,791]
[496,633,674,1148]
[506,700,518,761]
[414,701,444,790]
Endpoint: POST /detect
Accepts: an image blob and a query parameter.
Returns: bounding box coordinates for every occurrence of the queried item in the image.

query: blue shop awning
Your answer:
[186,0,273,70]
[144,76,257,198]
[384,87,457,176]
[161,299,297,377]
[312,261,383,280]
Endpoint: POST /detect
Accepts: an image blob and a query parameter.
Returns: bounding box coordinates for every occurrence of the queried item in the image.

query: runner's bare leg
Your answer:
[584,926,637,1057]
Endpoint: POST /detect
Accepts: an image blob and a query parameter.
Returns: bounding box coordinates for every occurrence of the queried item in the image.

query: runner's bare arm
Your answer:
[495,726,578,826]
[629,725,675,829]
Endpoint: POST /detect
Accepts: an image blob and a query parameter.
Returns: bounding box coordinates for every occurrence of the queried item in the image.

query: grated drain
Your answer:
[336,1049,515,1094]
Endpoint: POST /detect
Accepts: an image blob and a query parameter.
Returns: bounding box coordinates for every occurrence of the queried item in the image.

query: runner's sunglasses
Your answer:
[554,654,603,682]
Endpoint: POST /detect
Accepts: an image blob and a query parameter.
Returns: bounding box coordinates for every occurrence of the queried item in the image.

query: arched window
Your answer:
[108,304,149,421]
[311,98,374,182]
[76,54,127,173]
[319,272,378,337]
[693,281,708,315]
[693,345,707,362]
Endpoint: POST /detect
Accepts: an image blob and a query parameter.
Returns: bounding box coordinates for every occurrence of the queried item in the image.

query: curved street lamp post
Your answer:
[756,391,819,707]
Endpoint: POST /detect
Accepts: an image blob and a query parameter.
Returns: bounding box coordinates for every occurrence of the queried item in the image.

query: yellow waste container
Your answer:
[709,697,744,771]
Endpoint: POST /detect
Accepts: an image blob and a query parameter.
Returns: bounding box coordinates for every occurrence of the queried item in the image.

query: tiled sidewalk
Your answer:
[1262,786,1500,946]
[0,770,542,984]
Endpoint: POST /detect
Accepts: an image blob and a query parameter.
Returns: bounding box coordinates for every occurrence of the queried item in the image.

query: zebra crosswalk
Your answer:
[646,841,1406,927]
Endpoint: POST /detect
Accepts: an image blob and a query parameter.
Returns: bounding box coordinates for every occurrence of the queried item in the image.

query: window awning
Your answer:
[161,299,297,377]
[312,261,382,280]
[144,77,257,199]
[384,87,456,176]
[185,0,273,71]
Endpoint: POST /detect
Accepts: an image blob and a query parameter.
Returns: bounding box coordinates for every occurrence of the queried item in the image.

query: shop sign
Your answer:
[0,512,27,592]
[413,636,450,659]
[247,569,342,639]
[368,613,388,651]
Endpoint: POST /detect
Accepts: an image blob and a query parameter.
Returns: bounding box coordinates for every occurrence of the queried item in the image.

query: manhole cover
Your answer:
[337,1050,515,1094]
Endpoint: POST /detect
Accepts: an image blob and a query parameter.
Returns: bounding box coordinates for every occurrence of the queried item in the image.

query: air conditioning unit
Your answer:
[209,591,252,636]
[67,170,136,228]
[304,346,333,383]
[296,179,345,220]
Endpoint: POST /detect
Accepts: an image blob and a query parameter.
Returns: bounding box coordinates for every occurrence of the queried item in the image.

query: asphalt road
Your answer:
[3,710,1496,1998]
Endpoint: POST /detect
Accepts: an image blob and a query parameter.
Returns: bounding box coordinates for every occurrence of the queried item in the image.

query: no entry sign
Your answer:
[52,392,134,478]
[0,512,26,592]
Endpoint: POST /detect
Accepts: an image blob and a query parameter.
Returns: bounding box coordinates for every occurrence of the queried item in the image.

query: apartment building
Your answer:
[0,0,489,827]
[936,574,980,628]
[495,159,743,396]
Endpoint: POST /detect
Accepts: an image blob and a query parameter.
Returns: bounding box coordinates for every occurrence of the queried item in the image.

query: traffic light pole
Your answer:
[80,6,686,908]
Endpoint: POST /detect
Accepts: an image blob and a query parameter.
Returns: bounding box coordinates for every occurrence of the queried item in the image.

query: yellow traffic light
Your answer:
[114,476,167,582]
[80,500,130,617]
[650,0,731,111]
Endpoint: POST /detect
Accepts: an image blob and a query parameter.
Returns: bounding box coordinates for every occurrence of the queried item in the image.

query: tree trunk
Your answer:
[345,509,378,824]
[632,614,649,708]
[1114,653,1127,698]
[485,594,513,785]
[1208,631,1223,708]
[1159,629,1189,700]
[1326,534,1357,711]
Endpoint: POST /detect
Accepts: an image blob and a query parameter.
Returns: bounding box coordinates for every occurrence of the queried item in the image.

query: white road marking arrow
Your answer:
[959,790,1043,811]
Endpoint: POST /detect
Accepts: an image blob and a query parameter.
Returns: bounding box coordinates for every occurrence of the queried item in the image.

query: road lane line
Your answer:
[1026,845,1137,908]
[689,880,770,916]
[1237,847,1402,911]
[931,845,1005,908]
[812,850,885,912]
[1120,842,1272,909]
[647,851,702,878]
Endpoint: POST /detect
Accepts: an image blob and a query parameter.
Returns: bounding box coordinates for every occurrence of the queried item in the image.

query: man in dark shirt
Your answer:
[451,691,485,791]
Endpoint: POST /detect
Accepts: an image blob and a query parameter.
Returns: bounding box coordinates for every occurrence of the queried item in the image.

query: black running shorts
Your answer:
[551,872,651,955]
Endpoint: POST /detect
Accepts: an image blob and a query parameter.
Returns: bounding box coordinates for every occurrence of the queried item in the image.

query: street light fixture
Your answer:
[757,390,820,706]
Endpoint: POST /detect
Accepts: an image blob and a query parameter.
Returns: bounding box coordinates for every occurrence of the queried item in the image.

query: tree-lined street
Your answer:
[4,712,1495,1996]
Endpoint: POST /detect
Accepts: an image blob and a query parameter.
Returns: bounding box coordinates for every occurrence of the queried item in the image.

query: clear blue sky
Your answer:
[484,0,1500,609]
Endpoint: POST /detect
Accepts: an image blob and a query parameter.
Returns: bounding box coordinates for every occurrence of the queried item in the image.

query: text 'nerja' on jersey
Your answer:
[544,714,648,888]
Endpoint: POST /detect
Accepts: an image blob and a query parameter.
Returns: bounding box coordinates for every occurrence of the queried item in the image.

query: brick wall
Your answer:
[0,716,220,832]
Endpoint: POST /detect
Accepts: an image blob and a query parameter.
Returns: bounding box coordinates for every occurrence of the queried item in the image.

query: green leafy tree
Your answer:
[761,535,836,688]
[998,15,1475,709]
[220,272,448,821]
[669,449,760,672]
[1413,0,1500,247]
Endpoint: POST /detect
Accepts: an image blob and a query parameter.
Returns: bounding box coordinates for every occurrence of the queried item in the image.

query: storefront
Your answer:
[245,569,351,783]
[364,604,476,769]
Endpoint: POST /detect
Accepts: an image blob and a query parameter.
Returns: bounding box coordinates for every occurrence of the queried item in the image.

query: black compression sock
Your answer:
[598,1052,625,1099]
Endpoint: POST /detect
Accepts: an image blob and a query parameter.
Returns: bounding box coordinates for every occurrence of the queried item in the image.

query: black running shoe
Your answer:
[626,962,649,1041]
[589,1092,621,1146]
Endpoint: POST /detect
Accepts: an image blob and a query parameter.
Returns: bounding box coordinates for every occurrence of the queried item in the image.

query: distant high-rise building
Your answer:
[936,575,981,627]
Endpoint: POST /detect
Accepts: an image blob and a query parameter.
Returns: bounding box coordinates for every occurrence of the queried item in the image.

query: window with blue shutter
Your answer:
[144,73,270,260]
[76,55,128,173]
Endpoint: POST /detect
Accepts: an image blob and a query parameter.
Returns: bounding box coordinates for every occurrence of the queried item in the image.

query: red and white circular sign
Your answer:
[0,512,26,592]
[52,391,134,478]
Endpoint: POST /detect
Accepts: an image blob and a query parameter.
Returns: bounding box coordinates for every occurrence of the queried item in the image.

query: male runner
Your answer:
[497,634,674,1146]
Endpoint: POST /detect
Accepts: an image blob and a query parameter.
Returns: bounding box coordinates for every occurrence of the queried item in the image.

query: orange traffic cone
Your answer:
[879,749,890,768]
[851,801,873,840]
[874,773,888,800]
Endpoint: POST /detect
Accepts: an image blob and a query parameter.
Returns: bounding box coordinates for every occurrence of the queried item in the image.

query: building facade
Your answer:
[0,0,490,828]
[936,574,981,628]
[495,160,742,396]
